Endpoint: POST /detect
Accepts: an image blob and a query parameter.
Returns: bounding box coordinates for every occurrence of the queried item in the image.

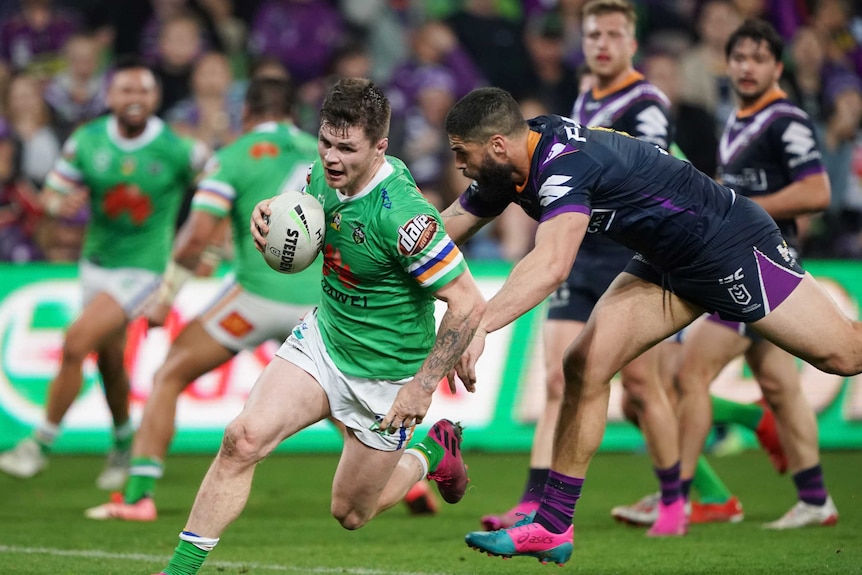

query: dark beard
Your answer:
[117,117,148,138]
[475,153,517,195]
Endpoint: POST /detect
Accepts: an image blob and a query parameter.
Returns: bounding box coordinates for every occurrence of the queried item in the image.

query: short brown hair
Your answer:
[583,0,637,28]
[320,78,390,143]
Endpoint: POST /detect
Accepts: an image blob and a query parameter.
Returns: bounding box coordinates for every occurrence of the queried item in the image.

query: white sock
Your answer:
[404,448,430,477]
[34,422,60,448]
[179,530,220,551]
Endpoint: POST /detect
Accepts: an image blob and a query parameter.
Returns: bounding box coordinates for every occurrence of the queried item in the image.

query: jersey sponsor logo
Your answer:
[250,142,279,159]
[782,121,821,168]
[321,280,368,307]
[398,214,437,256]
[323,245,361,288]
[635,106,669,141]
[721,168,767,192]
[219,311,254,338]
[718,268,744,285]
[381,188,392,209]
[586,208,615,233]
[538,175,573,207]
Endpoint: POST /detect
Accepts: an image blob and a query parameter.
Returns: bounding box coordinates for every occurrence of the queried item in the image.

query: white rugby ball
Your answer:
[262,190,325,274]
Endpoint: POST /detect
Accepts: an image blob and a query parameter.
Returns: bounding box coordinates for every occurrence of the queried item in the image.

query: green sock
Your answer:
[163,533,217,575]
[711,396,763,430]
[691,456,732,504]
[124,457,163,503]
[113,420,135,452]
[410,435,444,473]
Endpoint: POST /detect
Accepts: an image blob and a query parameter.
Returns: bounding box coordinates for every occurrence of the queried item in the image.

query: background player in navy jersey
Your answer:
[480,0,687,538]
[440,86,862,566]
[674,19,838,529]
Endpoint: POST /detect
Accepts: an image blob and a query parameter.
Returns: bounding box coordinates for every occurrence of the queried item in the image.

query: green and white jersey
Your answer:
[307,156,467,380]
[45,115,207,272]
[193,121,320,304]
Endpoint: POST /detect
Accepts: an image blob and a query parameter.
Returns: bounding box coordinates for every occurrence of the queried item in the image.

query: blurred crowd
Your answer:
[1,0,861,264]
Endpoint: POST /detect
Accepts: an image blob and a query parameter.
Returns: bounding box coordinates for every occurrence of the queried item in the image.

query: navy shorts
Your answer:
[704,313,764,343]
[547,249,631,322]
[624,195,805,323]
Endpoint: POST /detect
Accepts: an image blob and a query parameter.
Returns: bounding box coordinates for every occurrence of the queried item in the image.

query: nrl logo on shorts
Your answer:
[397,214,437,256]
[728,284,752,305]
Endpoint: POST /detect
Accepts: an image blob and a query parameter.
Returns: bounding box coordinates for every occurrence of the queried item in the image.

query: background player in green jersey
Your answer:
[83,76,319,521]
[151,78,486,575]
[0,57,208,489]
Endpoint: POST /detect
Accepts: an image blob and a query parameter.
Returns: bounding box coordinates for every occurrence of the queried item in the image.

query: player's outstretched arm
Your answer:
[379,269,486,433]
[440,198,496,245]
[249,197,276,252]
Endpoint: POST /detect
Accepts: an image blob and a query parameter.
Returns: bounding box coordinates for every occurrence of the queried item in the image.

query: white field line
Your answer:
[0,545,450,575]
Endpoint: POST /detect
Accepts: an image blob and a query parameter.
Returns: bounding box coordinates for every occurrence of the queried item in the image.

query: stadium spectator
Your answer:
[6,72,60,187]
[643,50,718,176]
[521,9,580,117]
[152,77,485,575]
[809,0,862,78]
[0,116,43,262]
[197,0,247,78]
[679,0,742,136]
[0,0,80,80]
[139,0,210,65]
[166,51,243,149]
[446,0,534,101]
[248,0,345,86]
[337,0,408,85]
[43,32,108,140]
[152,12,204,115]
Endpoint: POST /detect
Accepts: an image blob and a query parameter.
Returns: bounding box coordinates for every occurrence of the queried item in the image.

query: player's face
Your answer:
[449,135,516,190]
[582,12,637,83]
[318,122,387,195]
[727,38,783,104]
[107,69,159,131]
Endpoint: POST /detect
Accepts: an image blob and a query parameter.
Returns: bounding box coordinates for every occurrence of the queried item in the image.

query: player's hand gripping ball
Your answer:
[262,190,325,274]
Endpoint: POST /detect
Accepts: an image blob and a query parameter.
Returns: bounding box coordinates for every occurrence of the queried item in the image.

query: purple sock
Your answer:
[681,478,693,500]
[655,461,682,506]
[533,470,583,534]
[521,467,550,504]
[793,464,827,506]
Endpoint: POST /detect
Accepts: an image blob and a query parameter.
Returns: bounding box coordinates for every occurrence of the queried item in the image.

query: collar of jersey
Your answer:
[591,70,644,101]
[736,87,787,119]
[335,158,394,202]
[107,115,164,151]
[253,121,281,133]
[516,131,542,193]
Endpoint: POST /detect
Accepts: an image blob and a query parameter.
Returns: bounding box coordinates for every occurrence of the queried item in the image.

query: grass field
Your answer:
[1,450,859,574]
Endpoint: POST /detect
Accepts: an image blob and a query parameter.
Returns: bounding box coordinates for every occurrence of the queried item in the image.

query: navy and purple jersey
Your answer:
[459,115,735,271]
[569,71,672,260]
[718,89,825,249]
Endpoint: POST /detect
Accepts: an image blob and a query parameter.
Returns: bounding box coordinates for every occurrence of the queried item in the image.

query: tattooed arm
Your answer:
[379,269,486,431]
[440,199,496,245]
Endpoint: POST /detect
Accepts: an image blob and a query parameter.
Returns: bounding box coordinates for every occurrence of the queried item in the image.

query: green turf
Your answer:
[0,451,859,574]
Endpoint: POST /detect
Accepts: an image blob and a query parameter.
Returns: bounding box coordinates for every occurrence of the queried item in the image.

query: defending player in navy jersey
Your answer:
[479,0,686,538]
[674,19,838,529]
[440,86,862,566]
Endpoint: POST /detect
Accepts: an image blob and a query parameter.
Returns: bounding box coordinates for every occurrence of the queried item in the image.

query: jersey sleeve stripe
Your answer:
[412,241,465,287]
[540,203,590,223]
[191,189,233,214]
[44,167,82,195]
[197,179,236,201]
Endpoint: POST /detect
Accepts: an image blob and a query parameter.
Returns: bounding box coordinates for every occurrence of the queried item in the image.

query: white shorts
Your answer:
[80,259,161,318]
[201,278,311,352]
[276,309,414,452]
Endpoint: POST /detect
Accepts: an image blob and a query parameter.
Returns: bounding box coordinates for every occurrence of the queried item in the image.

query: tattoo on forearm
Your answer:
[415,308,478,393]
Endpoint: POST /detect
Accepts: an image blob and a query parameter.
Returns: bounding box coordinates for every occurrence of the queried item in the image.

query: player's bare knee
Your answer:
[220,421,264,463]
[331,500,370,530]
[545,368,565,402]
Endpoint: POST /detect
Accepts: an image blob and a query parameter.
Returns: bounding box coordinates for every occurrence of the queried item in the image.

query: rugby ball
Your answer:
[262,190,325,274]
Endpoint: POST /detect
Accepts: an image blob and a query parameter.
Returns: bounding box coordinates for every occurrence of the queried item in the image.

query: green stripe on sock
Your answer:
[692,456,731,504]
[711,396,764,430]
